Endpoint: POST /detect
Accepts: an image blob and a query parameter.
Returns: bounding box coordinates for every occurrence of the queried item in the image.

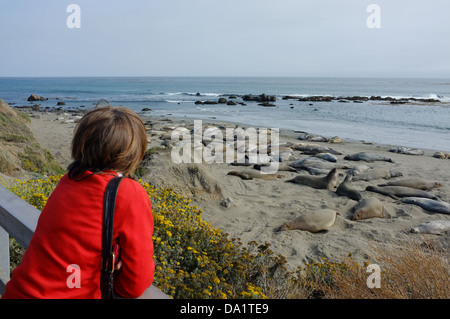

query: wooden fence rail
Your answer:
[0,185,40,294]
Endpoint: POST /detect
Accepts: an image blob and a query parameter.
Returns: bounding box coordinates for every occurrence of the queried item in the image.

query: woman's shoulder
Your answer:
[115,177,152,219]
[118,177,148,196]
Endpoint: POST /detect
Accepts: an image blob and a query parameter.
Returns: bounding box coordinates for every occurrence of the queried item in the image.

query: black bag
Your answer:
[100,176,125,299]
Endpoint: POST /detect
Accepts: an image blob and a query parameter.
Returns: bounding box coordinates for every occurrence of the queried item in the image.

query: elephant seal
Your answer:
[315,153,338,163]
[301,166,331,176]
[329,136,342,144]
[290,157,344,170]
[297,133,329,143]
[347,165,371,176]
[292,144,342,155]
[344,152,394,163]
[336,175,363,202]
[402,197,450,215]
[286,168,338,190]
[410,220,450,235]
[352,197,386,220]
[378,179,442,191]
[352,169,403,181]
[279,209,338,233]
[432,152,450,159]
[227,170,285,180]
[366,185,438,200]
[389,146,424,156]
[253,163,297,172]
[230,156,253,166]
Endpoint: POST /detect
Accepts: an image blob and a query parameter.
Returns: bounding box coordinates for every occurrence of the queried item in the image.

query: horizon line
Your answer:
[1,75,450,80]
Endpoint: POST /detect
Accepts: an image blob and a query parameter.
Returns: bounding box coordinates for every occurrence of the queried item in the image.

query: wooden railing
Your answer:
[0,185,40,294]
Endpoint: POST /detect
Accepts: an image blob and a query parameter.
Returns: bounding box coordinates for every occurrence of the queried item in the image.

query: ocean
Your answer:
[1,77,449,151]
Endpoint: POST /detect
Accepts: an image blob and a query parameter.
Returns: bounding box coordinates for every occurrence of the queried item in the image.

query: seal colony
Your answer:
[19,105,450,269]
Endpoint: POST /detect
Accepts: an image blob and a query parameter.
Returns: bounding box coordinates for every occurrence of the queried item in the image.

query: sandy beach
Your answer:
[25,108,450,270]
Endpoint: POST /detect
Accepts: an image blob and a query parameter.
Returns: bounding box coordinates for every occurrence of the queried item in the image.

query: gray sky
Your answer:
[1,0,449,77]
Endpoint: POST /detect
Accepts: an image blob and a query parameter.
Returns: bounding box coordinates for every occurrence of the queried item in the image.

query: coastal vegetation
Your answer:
[3,175,448,299]
[0,99,64,176]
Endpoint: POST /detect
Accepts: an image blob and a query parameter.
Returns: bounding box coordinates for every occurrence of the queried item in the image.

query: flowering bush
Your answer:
[141,181,275,299]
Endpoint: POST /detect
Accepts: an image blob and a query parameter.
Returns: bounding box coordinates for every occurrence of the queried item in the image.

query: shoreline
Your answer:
[19,106,450,270]
[145,114,446,156]
[9,90,450,153]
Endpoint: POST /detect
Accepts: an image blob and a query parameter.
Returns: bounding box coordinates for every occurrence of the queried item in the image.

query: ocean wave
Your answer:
[162,92,222,97]
[428,93,450,102]
[280,93,450,102]
[165,100,191,103]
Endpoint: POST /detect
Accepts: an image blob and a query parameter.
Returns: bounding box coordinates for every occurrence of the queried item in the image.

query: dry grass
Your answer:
[304,242,450,299]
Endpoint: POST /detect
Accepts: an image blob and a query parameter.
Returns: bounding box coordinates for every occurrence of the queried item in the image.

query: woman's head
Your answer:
[68,105,147,178]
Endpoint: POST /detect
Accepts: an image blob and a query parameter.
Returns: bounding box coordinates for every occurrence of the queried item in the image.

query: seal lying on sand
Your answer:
[389,146,424,156]
[230,156,253,166]
[402,197,450,215]
[279,209,339,233]
[227,170,285,180]
[352,169,403,181]
[347,165,371,176]
[301,167,331,176]
[366,185,438,200]
[293,143,342,155]
[314,153,338,162]
[253,163,298,172]
[410,220,450,235]
[378,179,442,191]
[286,168,338,190]
[344,152,394,163]
[336,175,363,202]
[352,197,386,220]
[289,157,344,170]
[433,151,450,159]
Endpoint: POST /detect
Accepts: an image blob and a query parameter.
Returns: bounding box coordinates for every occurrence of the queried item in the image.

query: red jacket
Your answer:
[2,171,155,299]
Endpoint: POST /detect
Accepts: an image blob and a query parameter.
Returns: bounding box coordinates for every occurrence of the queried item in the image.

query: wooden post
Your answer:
[0,226,9,294]
[0,185,40,294]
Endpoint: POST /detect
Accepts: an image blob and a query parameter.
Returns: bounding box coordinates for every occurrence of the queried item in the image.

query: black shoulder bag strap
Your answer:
[101,176,125,299]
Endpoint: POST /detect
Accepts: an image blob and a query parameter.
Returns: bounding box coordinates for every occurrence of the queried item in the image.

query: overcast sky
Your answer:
[1,0,449,77]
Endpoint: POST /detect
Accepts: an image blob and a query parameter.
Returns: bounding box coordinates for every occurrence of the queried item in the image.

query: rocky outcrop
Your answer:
[242,94,276,102]
[258,102,276,107]
[27,94,47,102]
[284,95,441,103]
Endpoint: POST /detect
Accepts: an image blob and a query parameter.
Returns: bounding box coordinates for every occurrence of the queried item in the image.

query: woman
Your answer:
[3,105,169,299]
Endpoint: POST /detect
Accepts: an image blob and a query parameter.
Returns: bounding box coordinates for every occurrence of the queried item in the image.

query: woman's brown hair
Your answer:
[68,105,147,179]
